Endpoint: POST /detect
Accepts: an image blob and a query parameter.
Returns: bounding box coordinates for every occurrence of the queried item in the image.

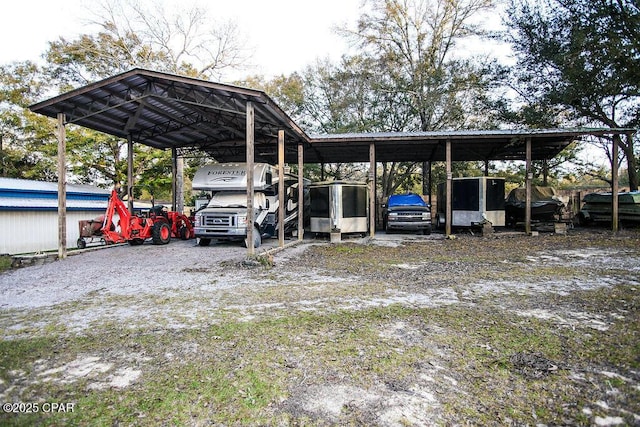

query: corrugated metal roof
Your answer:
[306,128,633,163]
[0,178,111,211]
[0,177,111,196]
[30,68,310,164]
[0,197,107,211]
[29,68,635,164]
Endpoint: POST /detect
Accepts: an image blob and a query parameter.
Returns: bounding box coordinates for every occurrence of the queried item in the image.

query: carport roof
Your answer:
[30,68,633,164]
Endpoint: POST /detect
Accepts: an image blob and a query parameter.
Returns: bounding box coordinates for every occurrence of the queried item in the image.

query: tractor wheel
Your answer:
[198,238,211,247]
[179,226,189,240]
[152,222,171,245]
[244,226,261,249]
[128,238,144,246]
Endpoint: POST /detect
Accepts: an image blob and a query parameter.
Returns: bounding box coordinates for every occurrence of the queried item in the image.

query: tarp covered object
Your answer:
[388,193,429,208]
[506,186,561,204]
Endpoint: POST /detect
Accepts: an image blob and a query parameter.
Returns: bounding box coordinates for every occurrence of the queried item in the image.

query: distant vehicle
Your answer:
[192,163,307,248]
[384,193,432,235]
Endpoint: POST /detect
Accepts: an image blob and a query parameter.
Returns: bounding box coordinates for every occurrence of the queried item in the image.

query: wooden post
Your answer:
[525,137,532,235]
[171,148,185,213]
[278,130,285,247]
[171,147,177,212]
[445,139,452,237]
[127,135,134,214]
[246,102,255,256]
[612,135,619,233]
[56,113,67,259]
[176,156,184,214]
[428,162,433,206]
[298,143,304,241]
[369,142,376,237]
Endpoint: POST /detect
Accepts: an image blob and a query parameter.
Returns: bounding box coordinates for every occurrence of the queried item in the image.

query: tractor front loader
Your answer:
[99,189,192,246]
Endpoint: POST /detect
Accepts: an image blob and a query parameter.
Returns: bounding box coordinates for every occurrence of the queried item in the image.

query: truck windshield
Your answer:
[206,192,267,209]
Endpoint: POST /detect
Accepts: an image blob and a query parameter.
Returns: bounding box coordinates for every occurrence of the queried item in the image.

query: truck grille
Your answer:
[203,215,232,227]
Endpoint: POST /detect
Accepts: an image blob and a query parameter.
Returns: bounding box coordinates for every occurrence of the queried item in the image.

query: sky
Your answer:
[0,0,363,79]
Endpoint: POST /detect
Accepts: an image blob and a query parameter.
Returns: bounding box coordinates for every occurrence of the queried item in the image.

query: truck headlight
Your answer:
[194,214,202,227]
[238,215,247,225]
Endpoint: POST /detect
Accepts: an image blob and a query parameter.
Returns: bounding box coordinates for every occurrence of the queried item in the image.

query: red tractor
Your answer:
[87,189,194,247]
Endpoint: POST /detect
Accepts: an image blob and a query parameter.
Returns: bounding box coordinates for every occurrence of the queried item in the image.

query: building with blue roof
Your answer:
[0,178,111,254]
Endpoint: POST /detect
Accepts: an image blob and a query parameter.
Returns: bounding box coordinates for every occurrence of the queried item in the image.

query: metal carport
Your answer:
[29,68,634,257]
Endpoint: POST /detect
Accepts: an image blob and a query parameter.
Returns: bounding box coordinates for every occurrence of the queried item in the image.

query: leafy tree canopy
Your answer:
[502,0,640,190]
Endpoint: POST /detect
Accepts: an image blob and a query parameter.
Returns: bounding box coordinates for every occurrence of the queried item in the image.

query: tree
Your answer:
[503,0,640,190]
[349,0,494,132]
[1,0,249,200]
[46,0,249,86]
[303,0,496,197]
[0,62,58,180]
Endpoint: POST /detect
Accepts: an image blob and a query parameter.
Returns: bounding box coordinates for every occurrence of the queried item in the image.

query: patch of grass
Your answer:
[0,336,58,377]
[0,255,12,272]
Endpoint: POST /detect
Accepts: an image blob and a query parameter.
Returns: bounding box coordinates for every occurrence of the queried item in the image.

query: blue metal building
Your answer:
[0,178,110,254]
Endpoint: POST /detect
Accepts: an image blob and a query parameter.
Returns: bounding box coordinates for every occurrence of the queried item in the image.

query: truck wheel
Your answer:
[425,226,432,235]
[198,238,211,247]
[77,238,86,249]
[152,222,171,245]
[244,226,261,249]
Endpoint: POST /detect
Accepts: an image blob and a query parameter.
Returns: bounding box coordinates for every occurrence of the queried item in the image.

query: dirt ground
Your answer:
[0,228,639,426]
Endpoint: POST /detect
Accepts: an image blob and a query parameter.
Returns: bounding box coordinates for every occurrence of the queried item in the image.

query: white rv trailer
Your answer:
[192,163,305,248]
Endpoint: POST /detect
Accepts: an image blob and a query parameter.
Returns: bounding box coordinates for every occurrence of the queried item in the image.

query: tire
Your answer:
[425,226,432,235]
[179,226,189,240]
[198,238,211,247]
[244,226,261,248]
[77,238,86,249]
[152,222,171,245]
[128,238,144,246]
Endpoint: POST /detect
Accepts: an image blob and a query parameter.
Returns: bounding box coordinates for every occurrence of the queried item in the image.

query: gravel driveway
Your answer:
[1,229,639,426]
